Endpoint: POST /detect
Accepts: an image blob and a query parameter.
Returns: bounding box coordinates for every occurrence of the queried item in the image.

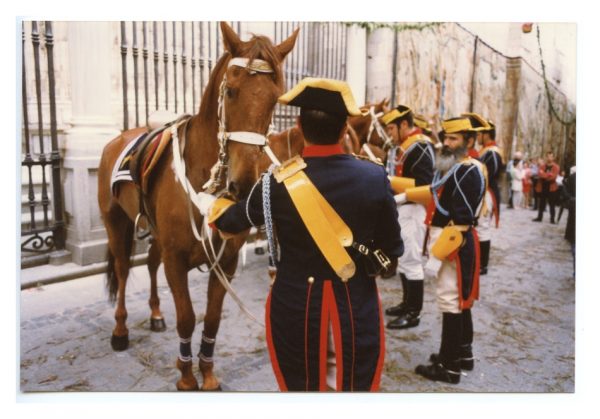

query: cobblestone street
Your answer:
[19,204,575,393]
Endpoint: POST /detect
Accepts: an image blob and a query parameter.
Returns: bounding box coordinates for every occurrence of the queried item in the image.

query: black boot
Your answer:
[430,309,474,370]
[460,309,474,370]
[416,312,462,384]
[385,274,409,316]
[387,280,423,330]
[479,240,490,275]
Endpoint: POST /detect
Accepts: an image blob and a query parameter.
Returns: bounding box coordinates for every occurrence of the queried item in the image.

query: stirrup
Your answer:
[134,213,152,240]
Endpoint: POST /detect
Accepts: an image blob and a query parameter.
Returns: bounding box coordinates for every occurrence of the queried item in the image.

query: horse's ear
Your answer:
[382,98,390,109]
[275,28,300,61]
[220,22,242,56]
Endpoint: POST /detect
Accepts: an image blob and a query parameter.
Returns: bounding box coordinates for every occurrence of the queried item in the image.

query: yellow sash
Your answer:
[274,156,356,281]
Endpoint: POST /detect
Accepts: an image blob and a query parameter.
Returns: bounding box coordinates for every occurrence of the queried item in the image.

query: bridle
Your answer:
[366,106,393,151]
[203,56,276,194]
[170,55,281,326]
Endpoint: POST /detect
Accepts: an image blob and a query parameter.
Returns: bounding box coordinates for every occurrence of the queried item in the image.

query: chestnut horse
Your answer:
[97,22,298,391]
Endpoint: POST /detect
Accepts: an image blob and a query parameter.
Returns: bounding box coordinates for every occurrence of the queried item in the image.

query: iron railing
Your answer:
[21,21,66,256]
[119,21,348,133]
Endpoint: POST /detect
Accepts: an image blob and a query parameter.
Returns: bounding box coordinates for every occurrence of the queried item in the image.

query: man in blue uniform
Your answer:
[198,78,403,391]
[472,115,504,275]
[382,105,435,330]
[397,116,486,384]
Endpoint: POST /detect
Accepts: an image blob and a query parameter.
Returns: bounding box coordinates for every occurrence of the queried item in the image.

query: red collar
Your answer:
[302,144,345,158]
[484,141,497,147]
[468,149,480,158]
[403,127,422,140]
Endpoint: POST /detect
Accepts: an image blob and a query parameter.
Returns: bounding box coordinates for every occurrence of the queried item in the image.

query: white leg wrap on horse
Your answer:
[199,331,216,364]
[179,337,193,363]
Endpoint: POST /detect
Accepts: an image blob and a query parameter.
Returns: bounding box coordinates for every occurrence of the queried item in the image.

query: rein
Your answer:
[366,106,393,151]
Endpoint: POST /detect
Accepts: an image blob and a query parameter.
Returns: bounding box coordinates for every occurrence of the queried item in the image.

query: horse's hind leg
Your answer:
[198,254,239,391]
[147,239,166,332]
[163,253,199,391]
[104,205,135,351]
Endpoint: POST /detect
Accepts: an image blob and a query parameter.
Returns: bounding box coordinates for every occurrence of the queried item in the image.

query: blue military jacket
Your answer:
[479,143,504,217]
[398,131,435,187]
[216,143,403,391]
[431,159,486,228]
[215,144,404,282]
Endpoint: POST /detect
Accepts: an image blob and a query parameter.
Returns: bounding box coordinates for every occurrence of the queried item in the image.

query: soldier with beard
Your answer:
[395,116,486,383]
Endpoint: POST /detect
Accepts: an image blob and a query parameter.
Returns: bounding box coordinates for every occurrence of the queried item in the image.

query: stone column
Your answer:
[346,25,367,106]
[62,22,122,265]
[366,27,395,104]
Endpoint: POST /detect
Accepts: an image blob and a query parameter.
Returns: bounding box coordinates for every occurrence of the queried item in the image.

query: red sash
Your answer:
[449,228,480,310]
[489,187,500,228]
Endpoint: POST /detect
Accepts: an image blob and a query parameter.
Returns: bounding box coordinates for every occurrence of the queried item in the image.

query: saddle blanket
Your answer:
[110,133,147,196]
[109,127,173,197]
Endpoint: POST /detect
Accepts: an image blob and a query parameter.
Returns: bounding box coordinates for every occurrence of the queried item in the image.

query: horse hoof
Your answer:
[110,334,129,351]
[150,317,166,332]
[176,381,200,391]
[254,247,265,255]
[201,384,222,392]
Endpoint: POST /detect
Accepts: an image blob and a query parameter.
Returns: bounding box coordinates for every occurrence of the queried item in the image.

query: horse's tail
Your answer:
[105,220,135,304]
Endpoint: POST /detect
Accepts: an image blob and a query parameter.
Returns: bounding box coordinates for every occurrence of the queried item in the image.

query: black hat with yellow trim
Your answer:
[461,112,492,132]
[381,104,412,125]
[441,116,476,134]
[278,77,367,116]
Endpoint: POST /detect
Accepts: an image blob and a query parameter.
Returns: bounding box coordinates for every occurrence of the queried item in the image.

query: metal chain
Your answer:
[262,165,278,265]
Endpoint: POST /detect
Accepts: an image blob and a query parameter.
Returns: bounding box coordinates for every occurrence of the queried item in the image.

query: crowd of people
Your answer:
[194,77,575,391]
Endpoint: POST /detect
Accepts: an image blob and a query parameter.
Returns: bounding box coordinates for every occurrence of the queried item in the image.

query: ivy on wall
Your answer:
[344,22,443,33]
[536,24,576,126]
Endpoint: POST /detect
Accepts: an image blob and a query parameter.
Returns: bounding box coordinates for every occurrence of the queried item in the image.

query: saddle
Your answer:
[111,116,189,238]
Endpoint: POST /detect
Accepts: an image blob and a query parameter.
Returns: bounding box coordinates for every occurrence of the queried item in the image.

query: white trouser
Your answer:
[477,190,494,242]
[512,190,523,208]
[397,203,427,280]
[424,226,461,314]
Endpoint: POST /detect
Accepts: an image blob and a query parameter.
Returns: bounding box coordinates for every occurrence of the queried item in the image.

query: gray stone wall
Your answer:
[381,23,575,170]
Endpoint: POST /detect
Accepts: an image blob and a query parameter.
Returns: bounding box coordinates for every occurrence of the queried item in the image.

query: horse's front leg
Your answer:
[199,254,239,391]
[163,253,199,391]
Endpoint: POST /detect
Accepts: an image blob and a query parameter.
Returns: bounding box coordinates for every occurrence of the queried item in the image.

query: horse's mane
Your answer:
[198,34,284,121]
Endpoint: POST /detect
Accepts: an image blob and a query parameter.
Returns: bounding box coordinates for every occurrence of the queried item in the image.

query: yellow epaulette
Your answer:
[399,133,431,152]
[352,153,384,166]
[479,145,505,165]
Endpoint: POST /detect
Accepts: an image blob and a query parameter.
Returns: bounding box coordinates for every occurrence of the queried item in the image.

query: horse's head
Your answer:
[217,22,298,199]
[349,98,393,150]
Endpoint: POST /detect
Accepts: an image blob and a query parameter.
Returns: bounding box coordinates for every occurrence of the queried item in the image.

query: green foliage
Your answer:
[344,22,443,33]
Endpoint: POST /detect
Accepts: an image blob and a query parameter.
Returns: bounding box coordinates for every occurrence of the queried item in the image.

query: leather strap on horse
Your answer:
[129,115,191,239]
[273,156,356,282]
